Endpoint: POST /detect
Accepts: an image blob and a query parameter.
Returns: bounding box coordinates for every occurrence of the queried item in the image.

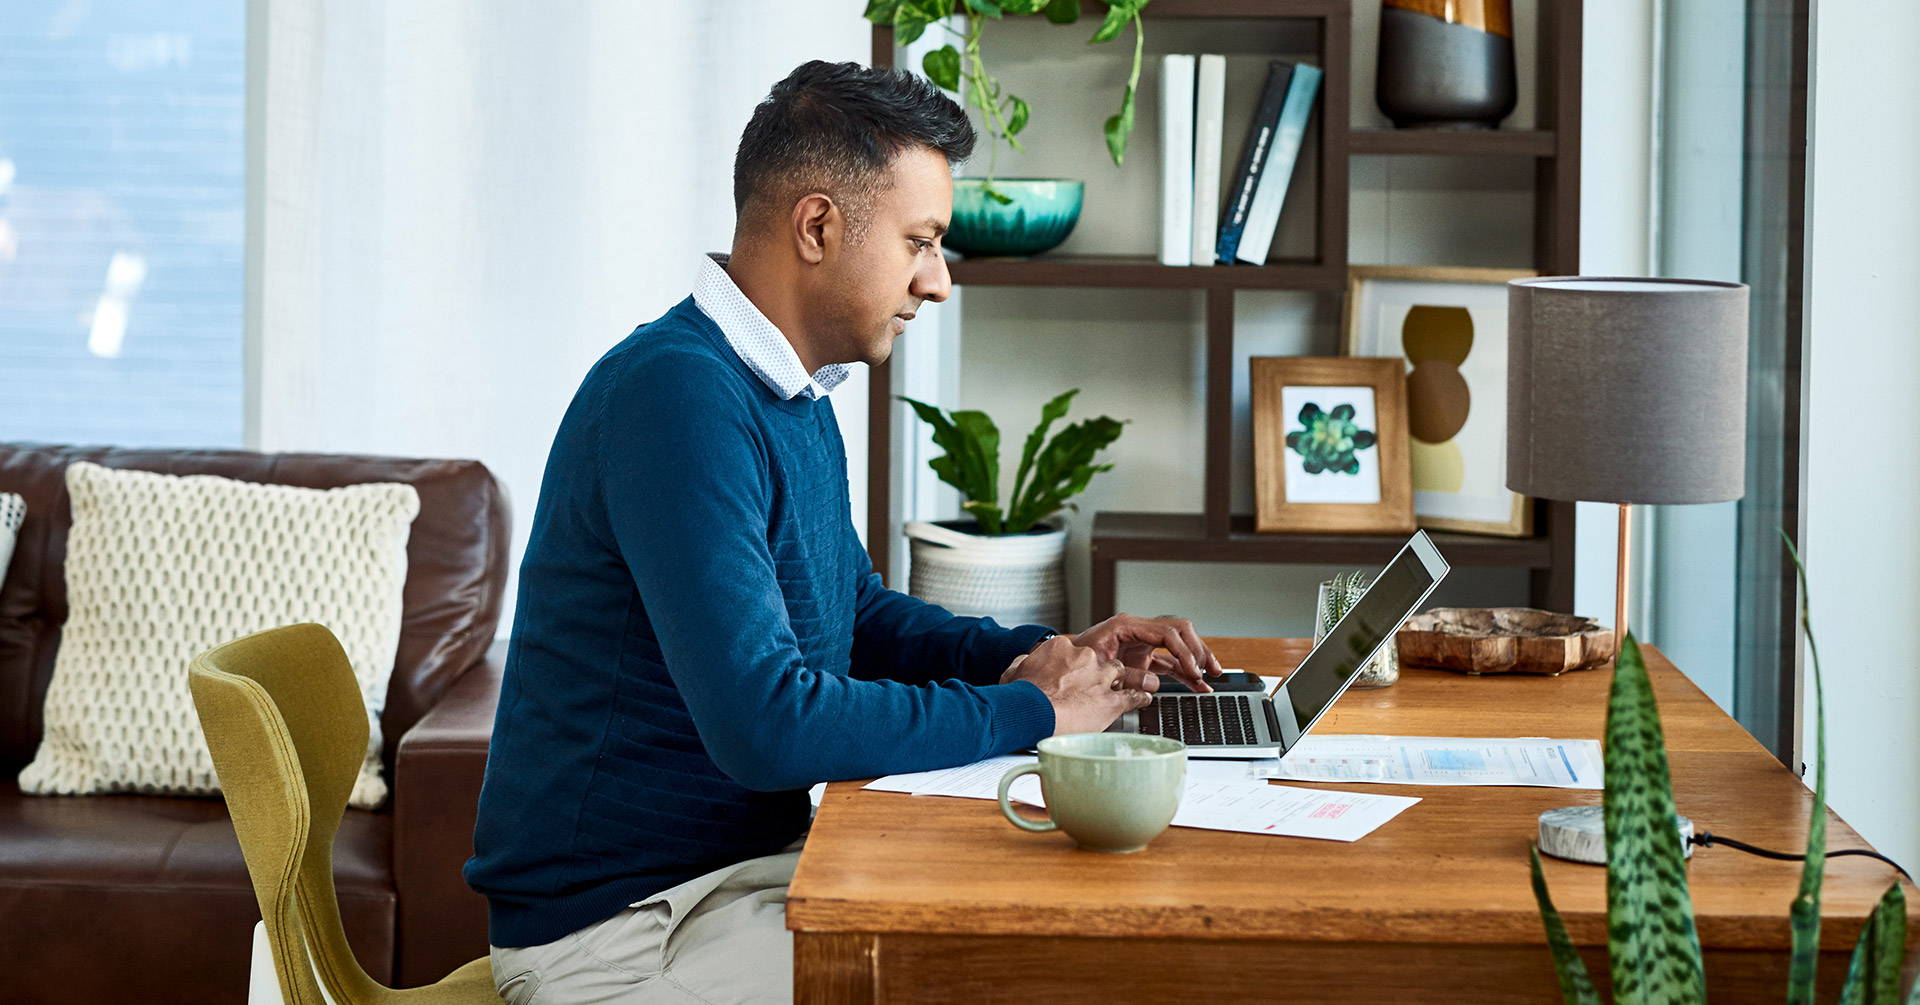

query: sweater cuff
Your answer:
[985,679,1056,752]
[969,622,1060,682]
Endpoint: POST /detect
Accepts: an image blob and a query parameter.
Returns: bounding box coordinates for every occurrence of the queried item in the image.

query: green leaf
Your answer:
[922,45,963,91]
[1009,389,1077,518]
[1530,845,1603,1005]
[1005,415,1123,532]
[950,408,1003,514]
[1089,0,1128,42]
[1006,94,1030,136]
[864,0,905,25]
[901,396,998,510]
[1838,883,1906,1005]
[961,499,1006,536]
[1603,633,1707,1005]
[1103,112,1127,166]
[892,2,933,44]
[999,0,1052,13]
[1042,0,1080,23]
[1784,533,1827,1005]
[962,0,1005,17]
[981,181,1014,205]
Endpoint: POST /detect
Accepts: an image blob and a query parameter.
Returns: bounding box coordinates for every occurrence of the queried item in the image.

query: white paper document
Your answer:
[1251,735,1604,789]
[862,757,1414,841]
[1172,781,1420,842]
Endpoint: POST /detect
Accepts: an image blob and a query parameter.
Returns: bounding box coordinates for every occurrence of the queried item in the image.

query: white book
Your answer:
[1235,63,1322,266]
[1189,54,1226,266]
[1158,54,1195,267]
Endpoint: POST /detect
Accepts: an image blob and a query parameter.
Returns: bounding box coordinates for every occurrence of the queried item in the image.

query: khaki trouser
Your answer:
[489,839,805,1005]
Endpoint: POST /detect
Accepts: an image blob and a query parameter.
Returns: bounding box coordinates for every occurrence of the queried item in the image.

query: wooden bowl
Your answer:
[1396,607,1614,676]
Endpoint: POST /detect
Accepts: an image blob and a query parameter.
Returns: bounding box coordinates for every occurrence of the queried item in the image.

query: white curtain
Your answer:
[250,1,871,631]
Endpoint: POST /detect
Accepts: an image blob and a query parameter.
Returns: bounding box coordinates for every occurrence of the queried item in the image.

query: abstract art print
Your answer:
[1342,265,1537,537]
[1252,357,1414,534]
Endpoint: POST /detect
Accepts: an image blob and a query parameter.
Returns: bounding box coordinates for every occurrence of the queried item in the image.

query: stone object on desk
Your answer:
[1396,607,1614,676]
[1538,805,1694,865]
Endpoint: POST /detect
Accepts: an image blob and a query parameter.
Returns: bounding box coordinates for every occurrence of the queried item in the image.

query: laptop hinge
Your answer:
[1263,697,1284,744]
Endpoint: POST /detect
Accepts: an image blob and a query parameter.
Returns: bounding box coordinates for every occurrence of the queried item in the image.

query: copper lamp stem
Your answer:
[1615,503,1632,650]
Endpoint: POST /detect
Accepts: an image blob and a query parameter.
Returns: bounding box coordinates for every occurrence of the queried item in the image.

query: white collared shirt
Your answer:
[692,254,850,401]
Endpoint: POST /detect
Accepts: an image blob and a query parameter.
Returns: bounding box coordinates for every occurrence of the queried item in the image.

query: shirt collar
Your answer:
[692,254,850,401]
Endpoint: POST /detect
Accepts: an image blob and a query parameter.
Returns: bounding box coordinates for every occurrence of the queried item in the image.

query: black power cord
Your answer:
[1691,830,1913,883]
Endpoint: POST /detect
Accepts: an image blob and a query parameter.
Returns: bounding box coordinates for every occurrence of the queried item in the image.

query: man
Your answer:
[467,60,1221,1004]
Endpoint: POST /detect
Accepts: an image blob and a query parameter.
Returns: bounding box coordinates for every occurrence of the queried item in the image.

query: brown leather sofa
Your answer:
[0,443,510,1005]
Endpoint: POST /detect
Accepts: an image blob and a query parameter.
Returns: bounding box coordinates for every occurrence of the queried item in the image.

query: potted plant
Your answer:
[864,0,1153,256]
[1528,538,1916,1004]
[900,389,1123,628]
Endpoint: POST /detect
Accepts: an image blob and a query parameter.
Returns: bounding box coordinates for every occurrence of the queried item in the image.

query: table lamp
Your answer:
[1506,277,1750,647]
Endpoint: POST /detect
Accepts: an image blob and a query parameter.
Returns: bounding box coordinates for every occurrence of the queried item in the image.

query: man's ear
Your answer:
[792,193,837,265]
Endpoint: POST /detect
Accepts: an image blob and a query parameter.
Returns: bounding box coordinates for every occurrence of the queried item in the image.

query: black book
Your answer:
[1215,60,1296,265]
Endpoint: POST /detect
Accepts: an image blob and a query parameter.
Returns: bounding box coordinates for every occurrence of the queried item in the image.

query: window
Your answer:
[0,1,245,447]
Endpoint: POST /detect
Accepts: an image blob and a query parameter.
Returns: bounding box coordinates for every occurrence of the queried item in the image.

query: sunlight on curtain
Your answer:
[252,1,870,630]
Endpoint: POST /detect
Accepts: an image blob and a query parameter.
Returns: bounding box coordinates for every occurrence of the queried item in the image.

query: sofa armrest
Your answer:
[392,641,504,987]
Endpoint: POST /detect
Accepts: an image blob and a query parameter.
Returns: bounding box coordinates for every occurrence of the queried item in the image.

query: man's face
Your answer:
[803,145,953,368]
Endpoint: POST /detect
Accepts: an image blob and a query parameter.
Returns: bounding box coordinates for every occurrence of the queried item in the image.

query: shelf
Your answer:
[1348,129,1558,158]
[1124,0,1350,18]
[946,255,1344,291]
[1089,511,1556,567]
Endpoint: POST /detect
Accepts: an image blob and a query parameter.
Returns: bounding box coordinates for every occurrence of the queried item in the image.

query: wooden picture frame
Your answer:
[1251,357,1415,535]
[1342,265,1537,538]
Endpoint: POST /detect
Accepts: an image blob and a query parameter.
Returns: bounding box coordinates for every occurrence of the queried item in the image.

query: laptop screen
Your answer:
[1283,535,1446,734]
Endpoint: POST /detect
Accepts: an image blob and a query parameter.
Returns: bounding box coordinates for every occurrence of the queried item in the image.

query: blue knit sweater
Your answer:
[465,297,1057,948]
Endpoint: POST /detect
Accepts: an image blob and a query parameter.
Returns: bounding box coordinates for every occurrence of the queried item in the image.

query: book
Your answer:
[1214,60,1294,265]
[1189,54,1226,267]
[1158,54,1195,267]
[1233,62,1321,266]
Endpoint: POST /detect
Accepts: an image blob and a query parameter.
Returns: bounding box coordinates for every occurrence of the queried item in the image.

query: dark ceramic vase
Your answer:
[1376,0,1517,130]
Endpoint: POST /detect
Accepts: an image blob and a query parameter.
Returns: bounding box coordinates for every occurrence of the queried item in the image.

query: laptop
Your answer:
[1107,530,1450,759]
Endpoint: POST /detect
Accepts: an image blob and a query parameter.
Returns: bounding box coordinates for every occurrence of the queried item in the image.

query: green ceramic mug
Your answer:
[997,733,1187,853]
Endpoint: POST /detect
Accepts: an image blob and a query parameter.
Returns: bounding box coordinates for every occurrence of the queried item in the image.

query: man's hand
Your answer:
[1000,635,1154,735]
[1073,613,1223,693]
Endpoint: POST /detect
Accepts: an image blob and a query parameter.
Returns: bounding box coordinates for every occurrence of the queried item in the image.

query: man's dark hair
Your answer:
[734,60,975,246]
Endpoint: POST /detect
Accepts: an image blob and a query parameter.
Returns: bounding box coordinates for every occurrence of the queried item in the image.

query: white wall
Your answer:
[1801,0,1920,874]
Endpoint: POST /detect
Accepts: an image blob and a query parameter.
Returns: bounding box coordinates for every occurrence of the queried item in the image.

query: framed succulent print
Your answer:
[1342,265,1537,537]
[1251,356,1415,534]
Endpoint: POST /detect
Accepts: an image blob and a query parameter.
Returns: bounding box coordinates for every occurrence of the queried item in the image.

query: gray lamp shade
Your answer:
[1507,277,1750,505]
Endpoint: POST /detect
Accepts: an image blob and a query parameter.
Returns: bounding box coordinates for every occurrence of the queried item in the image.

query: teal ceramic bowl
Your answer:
[946,178,1084,257]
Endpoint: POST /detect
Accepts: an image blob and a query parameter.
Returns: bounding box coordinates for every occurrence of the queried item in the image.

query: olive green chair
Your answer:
[190,623,502,1005]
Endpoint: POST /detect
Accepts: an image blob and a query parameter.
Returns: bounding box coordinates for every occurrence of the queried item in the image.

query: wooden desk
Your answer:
[789,639,1914,1003]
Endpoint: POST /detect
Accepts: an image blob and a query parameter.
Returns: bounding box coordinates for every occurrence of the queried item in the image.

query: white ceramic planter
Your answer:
[905,520,1067,630]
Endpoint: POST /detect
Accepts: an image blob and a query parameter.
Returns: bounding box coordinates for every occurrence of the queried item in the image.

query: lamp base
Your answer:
[1538,805,1693,865]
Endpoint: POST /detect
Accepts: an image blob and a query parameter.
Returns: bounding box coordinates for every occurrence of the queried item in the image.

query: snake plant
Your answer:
[1528,536,1917,1004]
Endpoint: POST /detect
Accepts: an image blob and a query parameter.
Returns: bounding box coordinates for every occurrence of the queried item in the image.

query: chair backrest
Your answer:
[191,622,388,1005]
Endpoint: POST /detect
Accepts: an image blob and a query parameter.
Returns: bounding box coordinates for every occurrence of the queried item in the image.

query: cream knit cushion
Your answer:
[18,462,419,809]
[0,493,22,587]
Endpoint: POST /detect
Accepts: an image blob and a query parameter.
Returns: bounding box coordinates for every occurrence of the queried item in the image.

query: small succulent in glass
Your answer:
[1315,571,1400,688]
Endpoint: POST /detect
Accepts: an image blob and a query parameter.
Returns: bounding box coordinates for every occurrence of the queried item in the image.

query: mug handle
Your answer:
[998,764,1056,833]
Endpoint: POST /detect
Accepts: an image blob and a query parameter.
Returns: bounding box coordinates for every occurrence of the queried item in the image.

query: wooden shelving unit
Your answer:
[867,0,1584,619]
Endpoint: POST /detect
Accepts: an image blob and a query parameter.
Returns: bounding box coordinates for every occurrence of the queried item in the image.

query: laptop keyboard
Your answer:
[1140,694,1258,746]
